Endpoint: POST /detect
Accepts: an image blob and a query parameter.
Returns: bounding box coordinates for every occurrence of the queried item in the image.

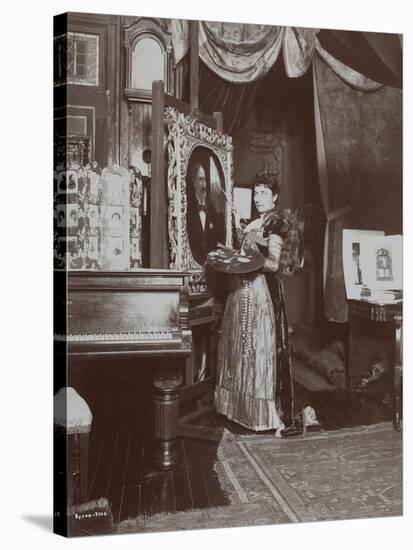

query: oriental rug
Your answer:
[118,501,284,533]
[117,422,402,534]
[215,423,402,523]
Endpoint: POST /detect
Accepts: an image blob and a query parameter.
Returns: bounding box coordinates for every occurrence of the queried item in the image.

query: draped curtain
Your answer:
[199,22,284,83]
[170,21,401,88]
[198,61,259,135]
[313,55,401,320]
[317,29,402,89]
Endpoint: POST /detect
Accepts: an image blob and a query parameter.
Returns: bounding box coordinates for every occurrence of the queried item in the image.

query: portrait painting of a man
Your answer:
[186,149,226,266]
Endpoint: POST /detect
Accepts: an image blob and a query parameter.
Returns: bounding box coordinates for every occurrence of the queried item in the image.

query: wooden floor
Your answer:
[84,381,393,524]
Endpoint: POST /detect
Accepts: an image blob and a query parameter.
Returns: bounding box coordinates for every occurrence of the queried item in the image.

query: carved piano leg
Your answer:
[153,370,183,470]
[393,315,402,431]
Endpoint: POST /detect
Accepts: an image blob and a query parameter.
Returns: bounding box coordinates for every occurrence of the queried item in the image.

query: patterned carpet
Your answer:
[216,423,402,523]
[118,502,284,534]
[118,422,402,534]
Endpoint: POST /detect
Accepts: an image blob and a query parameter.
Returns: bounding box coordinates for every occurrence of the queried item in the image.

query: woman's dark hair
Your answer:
[253,170,280,196]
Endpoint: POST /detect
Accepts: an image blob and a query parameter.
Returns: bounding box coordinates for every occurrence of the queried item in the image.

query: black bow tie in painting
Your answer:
[198,204,207,213]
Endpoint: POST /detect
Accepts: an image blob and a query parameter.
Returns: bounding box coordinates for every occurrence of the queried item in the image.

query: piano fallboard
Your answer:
[55,270,192,359]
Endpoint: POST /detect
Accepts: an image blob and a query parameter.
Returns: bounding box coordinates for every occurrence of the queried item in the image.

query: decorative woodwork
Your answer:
[123,18,173,104]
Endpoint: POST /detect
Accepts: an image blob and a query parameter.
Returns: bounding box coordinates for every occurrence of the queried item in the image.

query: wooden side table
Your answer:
[348,299,403,431]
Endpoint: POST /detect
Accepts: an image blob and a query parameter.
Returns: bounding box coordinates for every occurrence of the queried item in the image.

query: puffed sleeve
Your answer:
[262,233,283,272]
[262,209,290,236]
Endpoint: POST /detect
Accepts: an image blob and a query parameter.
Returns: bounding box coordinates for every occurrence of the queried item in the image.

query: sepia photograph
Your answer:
[342,229,385,299]
[87,235,99,260]
[56,204,66,228]
[106,206,124,236]
[66,204,79,228]
[47,2,406,544]
[56,171,67,193]
[359,234,403,291]
[87,204,99,229]
[67,172,78,192]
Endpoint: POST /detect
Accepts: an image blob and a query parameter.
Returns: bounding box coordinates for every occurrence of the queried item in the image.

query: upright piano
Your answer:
[54,269,192,469]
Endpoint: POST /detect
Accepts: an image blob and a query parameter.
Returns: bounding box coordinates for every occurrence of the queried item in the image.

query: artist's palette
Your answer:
[206,247,265,274]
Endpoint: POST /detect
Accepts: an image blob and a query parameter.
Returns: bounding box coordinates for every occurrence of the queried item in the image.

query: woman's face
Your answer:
[253,184,277,214]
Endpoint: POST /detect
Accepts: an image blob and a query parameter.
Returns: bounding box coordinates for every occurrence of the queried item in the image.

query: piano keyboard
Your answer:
[55,331,175,342]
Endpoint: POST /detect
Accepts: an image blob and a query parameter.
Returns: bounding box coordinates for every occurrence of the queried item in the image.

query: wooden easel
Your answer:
[150,21,224,442]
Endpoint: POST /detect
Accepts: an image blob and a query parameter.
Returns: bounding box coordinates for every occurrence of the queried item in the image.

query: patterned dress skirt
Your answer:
[214,272,285,431]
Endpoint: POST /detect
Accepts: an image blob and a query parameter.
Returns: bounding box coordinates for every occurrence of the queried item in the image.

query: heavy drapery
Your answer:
[199,22,284,83]
[313,55,402,321]
[317,29,402,89]
[170,21,401,89]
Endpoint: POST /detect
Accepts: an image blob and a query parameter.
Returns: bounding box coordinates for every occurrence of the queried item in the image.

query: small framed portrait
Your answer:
[57,171,67,193]
[87,236,99,260]
[67,204,79,228]
[56,204,66,228]
[107,205,123,236]
[67,170,79,193]
[88,204,99,228]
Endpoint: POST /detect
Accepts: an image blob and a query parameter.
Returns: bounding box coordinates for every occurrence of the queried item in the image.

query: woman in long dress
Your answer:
[214,171,294,433]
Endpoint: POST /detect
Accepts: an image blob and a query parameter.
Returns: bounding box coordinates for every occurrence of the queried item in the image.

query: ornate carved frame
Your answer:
[165,106,233,283]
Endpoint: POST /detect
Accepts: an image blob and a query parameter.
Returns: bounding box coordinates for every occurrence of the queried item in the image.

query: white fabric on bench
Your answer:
[54,387,92,434]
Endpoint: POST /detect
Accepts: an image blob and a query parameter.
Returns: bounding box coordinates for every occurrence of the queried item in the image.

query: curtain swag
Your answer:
[170,20,392,90]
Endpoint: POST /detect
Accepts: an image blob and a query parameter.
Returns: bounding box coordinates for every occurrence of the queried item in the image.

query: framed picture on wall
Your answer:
[67,170,79,193]
[67,204,79,228]
[56,204,66,228]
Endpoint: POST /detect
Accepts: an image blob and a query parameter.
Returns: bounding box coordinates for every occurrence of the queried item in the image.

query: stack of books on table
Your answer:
[360,287,402,304]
